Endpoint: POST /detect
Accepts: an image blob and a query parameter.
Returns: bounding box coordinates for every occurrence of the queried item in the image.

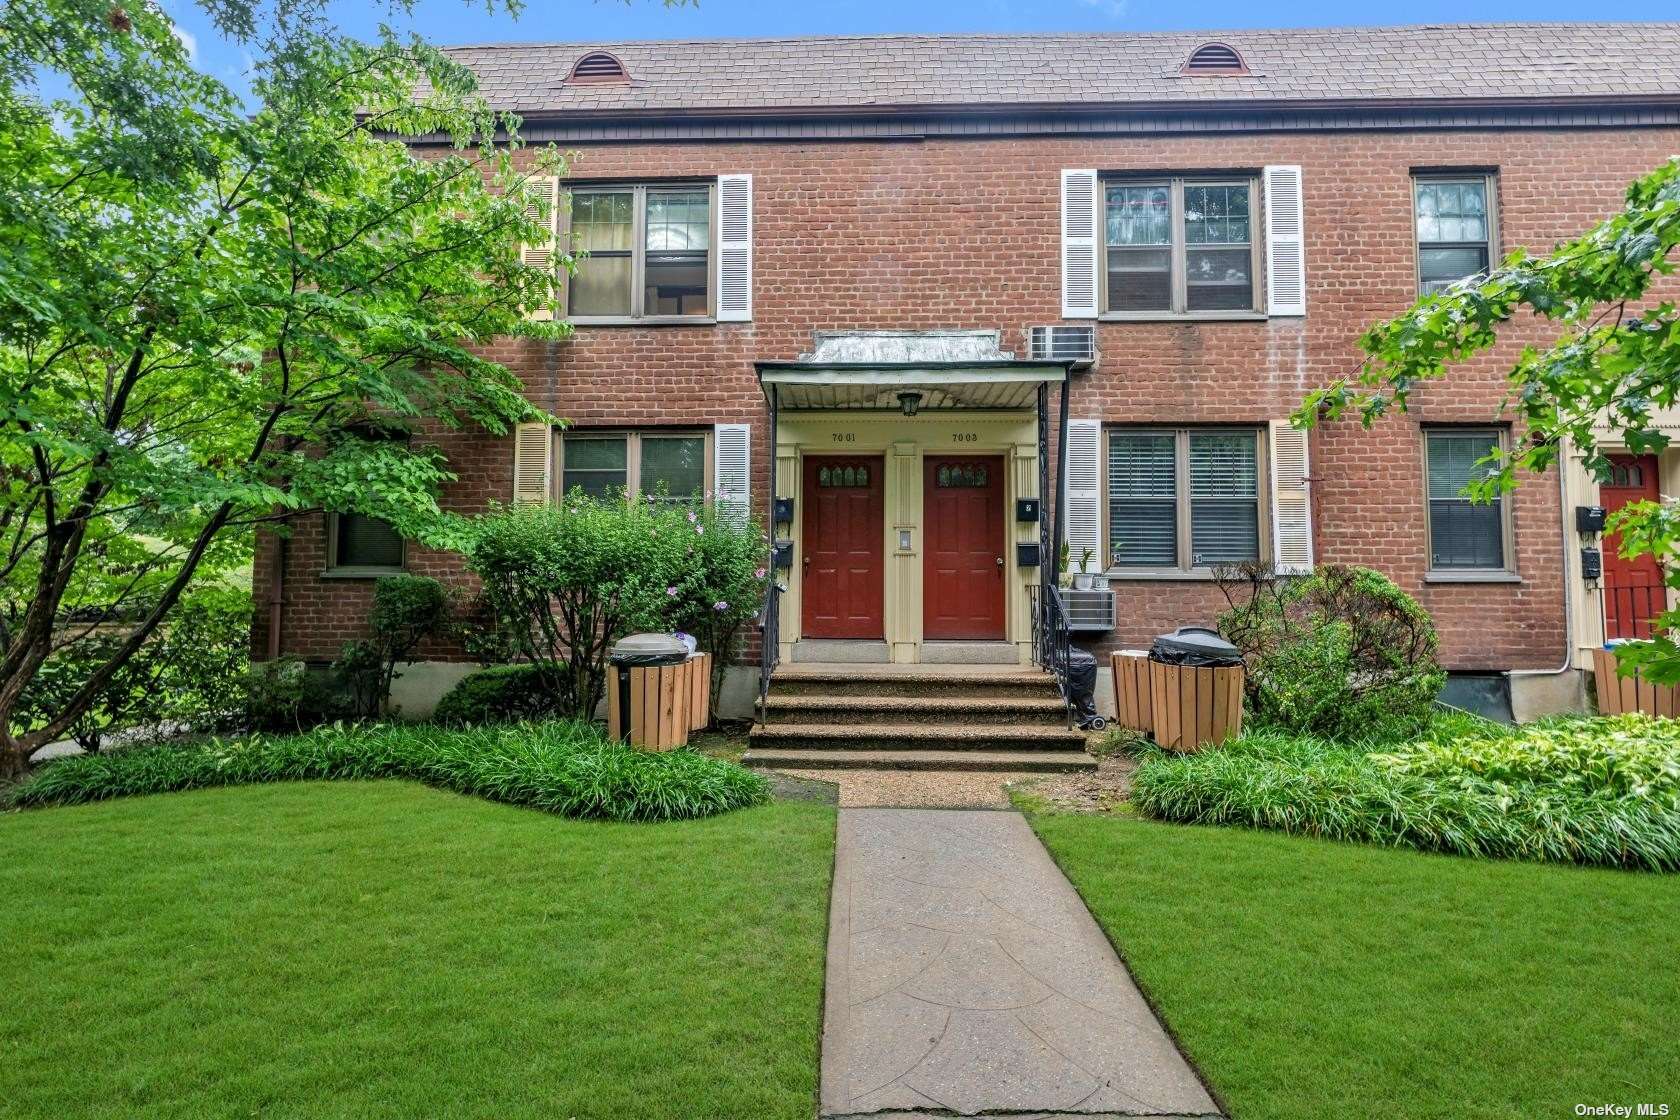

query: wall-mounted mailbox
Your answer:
[773,497,795,525]
[1016,542,1042,568]
[1580,547,1603,580]
[1015,498,1041,523]
[898,528,913,552]
[1576,505,1606,533]
[772,539,794,569]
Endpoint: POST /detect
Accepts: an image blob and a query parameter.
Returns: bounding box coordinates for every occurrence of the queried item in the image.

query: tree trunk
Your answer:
[0,739,29,783]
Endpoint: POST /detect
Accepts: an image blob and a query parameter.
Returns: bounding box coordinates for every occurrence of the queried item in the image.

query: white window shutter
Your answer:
[1061,170,1099,319]
[519,176,561,322]
[716,174,752,321]
[1264,165,1307,317]
[714,423,751,524]
[1269,419,1314,574]
[1064,419,1102,568]
[512,422,552,504]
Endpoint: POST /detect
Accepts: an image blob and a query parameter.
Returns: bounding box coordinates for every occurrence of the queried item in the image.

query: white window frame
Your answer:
[1100,175,1264,321]
[564,182,717,324]
[1103,426,1271,578]
[1412,171,1499,297]
[557,429,714,503]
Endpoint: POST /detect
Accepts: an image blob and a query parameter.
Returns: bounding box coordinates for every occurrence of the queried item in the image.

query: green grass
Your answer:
[0,781,835,1120]
[1129,715,1680,869]
[9,720,769,822]
[1030,813,1680,1120]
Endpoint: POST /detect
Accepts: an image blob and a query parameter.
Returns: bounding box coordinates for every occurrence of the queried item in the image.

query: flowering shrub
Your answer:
[466,497,764,721]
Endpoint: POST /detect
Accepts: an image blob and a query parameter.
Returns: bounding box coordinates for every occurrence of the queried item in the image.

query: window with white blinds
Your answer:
[1108,428,1263,572]
[1414,174,1497,296]
[1426,428,1508,572]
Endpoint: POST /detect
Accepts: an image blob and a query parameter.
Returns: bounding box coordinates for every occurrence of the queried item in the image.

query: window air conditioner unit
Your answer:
[1027,325,1096,369]
[1062,588,1115,632]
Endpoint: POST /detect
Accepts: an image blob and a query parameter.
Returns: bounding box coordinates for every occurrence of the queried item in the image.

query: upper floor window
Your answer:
[1425,427,1510,576]
[1107,428,1265,573]
[560,430,709,502]
[1104,177,1259,317]
[1414,173,1497,296]
[566,184,712,321]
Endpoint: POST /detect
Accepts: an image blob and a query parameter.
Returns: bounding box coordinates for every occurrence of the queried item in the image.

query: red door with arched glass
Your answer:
[1602,454,1665,640]
[801,456,885,639]
[923,456,1006,641]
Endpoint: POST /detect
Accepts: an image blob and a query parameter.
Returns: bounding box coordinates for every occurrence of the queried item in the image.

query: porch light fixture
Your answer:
[896,391,923,417]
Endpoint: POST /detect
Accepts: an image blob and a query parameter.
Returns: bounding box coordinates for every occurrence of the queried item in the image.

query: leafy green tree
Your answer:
[1298,157,1680,683]
[0,0,568,777]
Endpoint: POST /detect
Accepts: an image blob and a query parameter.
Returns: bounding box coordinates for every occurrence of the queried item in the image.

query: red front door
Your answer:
[801,456,885,639]
[1602,453,1665,640]
[923,456,1006,641]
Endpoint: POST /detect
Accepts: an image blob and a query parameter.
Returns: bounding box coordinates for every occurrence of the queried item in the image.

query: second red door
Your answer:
[923,456,1006,640]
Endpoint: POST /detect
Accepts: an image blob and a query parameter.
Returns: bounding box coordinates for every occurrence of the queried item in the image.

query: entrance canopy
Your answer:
[758,330,1068,411]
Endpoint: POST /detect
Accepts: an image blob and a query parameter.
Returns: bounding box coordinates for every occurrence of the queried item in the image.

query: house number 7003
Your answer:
[952,433,977,443]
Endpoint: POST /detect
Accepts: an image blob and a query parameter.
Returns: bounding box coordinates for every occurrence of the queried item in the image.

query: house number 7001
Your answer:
[831,433,856,443]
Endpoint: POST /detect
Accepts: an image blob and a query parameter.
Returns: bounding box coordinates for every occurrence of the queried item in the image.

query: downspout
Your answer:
[1510,461,1575,677]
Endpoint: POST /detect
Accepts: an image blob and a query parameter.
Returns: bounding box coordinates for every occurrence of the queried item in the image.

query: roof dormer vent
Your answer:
[567,51,629,84]
[1182,42,1247,75]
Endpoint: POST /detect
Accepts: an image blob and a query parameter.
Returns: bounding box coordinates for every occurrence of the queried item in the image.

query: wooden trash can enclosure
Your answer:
[686,652,712,732]
[1592,646,1680,718]
[606,635,702,751]
[1110,651,1154,734]
[1145,627,1246,752]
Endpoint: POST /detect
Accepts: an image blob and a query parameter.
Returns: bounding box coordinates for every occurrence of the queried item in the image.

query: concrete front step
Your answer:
[748,722,1088,753]
[770,667,1060,700]
[760,694,1070,727]
[742,748,1096,773]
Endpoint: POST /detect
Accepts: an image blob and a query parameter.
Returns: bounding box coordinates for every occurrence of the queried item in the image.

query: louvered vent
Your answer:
[1028,325,1096,368]
[1183,43,1246,74]
[567,51,628,84]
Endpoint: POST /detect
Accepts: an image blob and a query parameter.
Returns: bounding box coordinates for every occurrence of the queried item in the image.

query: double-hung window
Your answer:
[1103,177,1260,316]
[1414,173,1497,296]
[559,431,709,503]
[1425,427,1510,575]
[1107,428,1265,573]
[566,184,713,321]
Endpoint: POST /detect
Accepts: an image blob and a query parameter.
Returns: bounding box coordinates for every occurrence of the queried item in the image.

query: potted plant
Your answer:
[1057,541,1072,588]
[1073,547,1097,591]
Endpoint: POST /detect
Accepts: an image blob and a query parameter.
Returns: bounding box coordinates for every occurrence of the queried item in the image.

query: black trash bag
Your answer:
[1066,648,1104,729]
[1149,626,1242,668]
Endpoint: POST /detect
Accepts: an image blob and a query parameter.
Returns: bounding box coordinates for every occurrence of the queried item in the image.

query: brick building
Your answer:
[253,23,1680,722]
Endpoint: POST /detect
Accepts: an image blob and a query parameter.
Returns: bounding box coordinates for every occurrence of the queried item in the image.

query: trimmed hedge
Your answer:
[8,721,770,822]
[1129,716,1680,870]
[433,663,567,726]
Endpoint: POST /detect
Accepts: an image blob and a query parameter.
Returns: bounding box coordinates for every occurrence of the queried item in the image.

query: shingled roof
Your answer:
[442,23,1680,117]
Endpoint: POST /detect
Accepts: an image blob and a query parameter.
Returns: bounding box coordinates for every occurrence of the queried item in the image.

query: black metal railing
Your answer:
[1029,583,1075,728]
[757,578,783,723]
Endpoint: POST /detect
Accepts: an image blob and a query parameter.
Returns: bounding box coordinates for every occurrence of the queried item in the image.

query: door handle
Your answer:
[995,556,1005,567]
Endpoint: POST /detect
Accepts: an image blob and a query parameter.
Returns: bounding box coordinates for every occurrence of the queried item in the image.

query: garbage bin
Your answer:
[608,634,692,750]
[1065,649,1107,731]
[1147,626,1244,752]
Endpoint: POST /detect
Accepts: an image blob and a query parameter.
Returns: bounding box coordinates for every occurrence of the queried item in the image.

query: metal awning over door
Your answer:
[756,330,1069,411]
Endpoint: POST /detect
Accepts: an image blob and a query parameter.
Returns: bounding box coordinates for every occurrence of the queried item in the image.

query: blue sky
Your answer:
[165,0,1639,101]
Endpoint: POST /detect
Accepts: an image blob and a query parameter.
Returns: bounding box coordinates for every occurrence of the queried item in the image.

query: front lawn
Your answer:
[0,781,835,1120]
[1030,812,1680,1120]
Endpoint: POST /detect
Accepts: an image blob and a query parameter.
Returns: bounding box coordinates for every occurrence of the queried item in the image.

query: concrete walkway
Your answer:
[821,809,1220,1119]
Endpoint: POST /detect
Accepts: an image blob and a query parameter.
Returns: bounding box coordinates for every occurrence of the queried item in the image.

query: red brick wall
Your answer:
[254,125,1680,671]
